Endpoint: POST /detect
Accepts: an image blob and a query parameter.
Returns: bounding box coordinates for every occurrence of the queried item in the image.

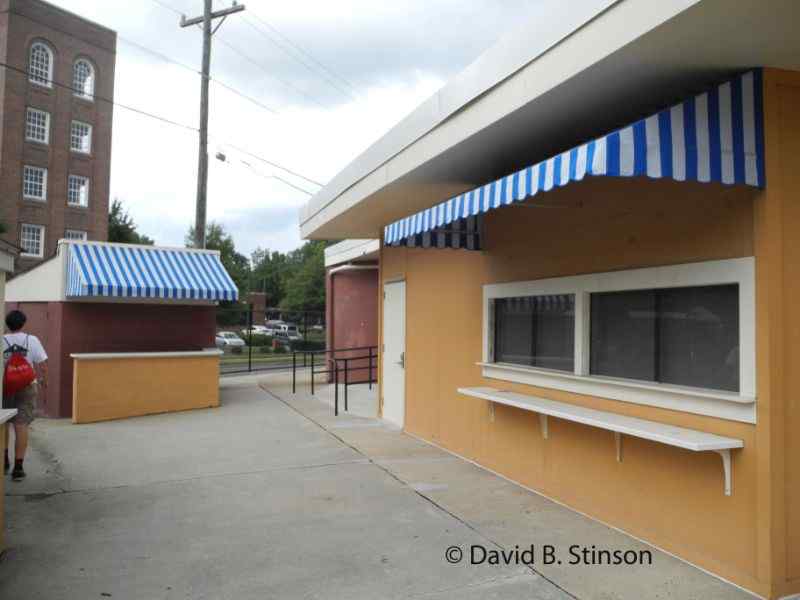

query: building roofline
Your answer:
[5,0,117,36]
[324,239,380,267]
[300,0,621,232]
[299,0,800,241]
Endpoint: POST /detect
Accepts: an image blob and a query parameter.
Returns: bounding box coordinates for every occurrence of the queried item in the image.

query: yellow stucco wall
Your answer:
[755,68,800,600]
[379,69,800,599]
[72,354,220,424]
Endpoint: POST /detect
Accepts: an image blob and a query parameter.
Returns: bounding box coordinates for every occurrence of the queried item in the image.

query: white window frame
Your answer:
[481,258,756,423]
[25,107,50,144]
[67,175,90,207]
[72,59,95,101]
[70,120,92,154]
[20,223,45,258]
[65,229,87,241]
[23,165,48,201]
[29,42,54,88]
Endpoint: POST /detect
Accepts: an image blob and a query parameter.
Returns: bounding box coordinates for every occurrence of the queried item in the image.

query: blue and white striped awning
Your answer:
[385,70,765,250]
[66,242,239,302]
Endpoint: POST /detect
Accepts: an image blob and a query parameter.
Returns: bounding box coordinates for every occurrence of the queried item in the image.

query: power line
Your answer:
[240,16,355,101]
[130,13,279,116]
[208,75,278,115]
[247,12,358,95]
[150,0,182,17]
[213,139,324,187]
[118,31,280,116]
[118,35,198,73]
[236,159,316,196]
[0,60,198,132]
[150,0,329,110]
[0,60,324,188]
[214,36,329,110]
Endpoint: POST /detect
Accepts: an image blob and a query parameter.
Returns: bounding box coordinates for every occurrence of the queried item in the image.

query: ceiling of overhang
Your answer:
[304,0,800,240]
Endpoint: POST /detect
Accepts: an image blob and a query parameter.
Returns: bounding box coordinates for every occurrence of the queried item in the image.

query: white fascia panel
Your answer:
[300,0,700,238]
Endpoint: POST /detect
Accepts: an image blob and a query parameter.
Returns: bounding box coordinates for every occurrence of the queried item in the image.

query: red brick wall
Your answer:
[0,0,116,273]
[7,301,215,417]
[326,267,379,383]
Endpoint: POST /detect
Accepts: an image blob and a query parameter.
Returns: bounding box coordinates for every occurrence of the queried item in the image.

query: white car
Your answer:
[284,324,303,341]
[241,325,269,337]
[264,320,286,336]
[216,331,246,348]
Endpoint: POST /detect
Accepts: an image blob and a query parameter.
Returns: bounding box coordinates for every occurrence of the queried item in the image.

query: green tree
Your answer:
[186,222,250,299]
[108,199,154,245]
[250,247,291,306]
[280,241,326,312]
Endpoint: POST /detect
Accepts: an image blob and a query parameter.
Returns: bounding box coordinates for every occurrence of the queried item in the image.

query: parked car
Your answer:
[264,320,286,335]
[240,325,269,337]
[216,331,246,349]
[284,324,303,341]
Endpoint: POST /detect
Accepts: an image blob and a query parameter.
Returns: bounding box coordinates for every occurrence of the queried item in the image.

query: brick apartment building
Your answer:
[0,0,116,272]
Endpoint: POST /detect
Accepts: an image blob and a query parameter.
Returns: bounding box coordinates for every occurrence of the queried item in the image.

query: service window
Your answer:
[494,294,575,372]
[481,259,755,422]
[590,285,739,392]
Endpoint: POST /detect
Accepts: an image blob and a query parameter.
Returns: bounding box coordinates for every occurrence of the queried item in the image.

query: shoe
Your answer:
[11,464,25,481]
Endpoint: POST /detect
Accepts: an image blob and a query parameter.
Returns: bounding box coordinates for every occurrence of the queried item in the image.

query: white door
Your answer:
[382,280,406,428]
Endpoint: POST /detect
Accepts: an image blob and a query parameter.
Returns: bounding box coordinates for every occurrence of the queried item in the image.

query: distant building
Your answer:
[0,0,116,272]
[247,291,268,324]
[325,239,379,383]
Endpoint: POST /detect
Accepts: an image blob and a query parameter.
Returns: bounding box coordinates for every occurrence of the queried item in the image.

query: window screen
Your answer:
[70,121,92,153]
[494,294,575,372]
[590,285,739,392]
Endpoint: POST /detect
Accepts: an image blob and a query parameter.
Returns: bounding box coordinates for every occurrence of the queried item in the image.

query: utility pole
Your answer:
[180,1,245,248]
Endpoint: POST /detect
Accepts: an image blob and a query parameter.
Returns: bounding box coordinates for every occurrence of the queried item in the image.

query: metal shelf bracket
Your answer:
[714,449,733,496]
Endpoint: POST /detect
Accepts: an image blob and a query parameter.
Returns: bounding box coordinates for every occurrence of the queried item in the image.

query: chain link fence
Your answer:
[216,306,326,375]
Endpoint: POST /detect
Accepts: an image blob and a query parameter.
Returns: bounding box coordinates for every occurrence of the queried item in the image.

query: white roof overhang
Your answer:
[299,0,800,240]
[324,239,380,268]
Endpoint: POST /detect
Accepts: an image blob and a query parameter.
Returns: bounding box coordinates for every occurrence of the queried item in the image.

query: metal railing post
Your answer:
[310,352,315,395]
[247,306,253,373]
[368,348,373,390]
[344,358,349,412]
[292,351,296,394]
[334,358,339,416]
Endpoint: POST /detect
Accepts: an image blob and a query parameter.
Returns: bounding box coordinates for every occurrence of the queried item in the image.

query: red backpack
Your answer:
[4,336,36,396]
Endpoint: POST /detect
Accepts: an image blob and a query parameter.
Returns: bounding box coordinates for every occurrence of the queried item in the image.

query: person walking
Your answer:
[2,310,47,481]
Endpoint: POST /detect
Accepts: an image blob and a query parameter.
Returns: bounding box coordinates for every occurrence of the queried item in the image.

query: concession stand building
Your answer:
[6,239,238,422]
[298,1,800,597]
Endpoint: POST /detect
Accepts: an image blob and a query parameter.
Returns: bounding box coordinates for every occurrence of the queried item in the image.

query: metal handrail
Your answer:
[291,345,378,416]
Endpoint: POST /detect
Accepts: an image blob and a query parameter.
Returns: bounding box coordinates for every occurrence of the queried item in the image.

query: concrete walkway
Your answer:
[0,374,752,599]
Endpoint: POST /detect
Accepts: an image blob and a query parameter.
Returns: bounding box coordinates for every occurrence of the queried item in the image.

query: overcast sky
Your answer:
[49,0,546,258]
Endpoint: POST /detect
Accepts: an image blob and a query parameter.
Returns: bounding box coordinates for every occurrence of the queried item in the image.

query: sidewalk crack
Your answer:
[261,385,579,600]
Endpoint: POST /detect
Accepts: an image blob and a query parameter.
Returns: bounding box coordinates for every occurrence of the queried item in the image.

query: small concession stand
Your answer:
[6,240,239,423]
[0,408,17,552]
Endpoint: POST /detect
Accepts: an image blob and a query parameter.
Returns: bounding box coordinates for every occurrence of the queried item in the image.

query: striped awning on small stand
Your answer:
[384,70,765,250]
[66,242,239,302]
